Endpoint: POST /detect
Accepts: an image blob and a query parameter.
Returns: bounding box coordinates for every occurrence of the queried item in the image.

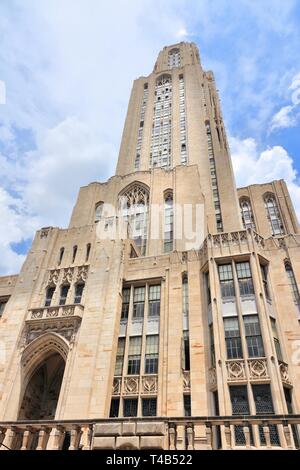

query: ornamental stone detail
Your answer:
[226,360,246,382]
[141,375,158,395]
[248,358,269,381]
[123,377,139,395]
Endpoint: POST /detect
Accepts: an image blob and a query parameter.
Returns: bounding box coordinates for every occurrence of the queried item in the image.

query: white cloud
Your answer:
[271,72,300,131]
[230,136,300,221]
[175,28,189,39]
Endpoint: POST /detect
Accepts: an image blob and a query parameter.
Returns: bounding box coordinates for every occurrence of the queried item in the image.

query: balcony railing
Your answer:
[1,415,299,450]
[27,304,84,321]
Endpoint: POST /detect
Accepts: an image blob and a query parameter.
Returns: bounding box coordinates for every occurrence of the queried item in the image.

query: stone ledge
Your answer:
[94,422,121,436]
[136,421,165,435]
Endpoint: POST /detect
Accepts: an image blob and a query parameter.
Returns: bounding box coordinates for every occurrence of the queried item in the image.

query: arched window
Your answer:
[119,183,149,256]
[164,192,173,252]
[168,48,181,68]
[58,247,64,266]
[240,198,256,230]
[285,262,300,306]
[150,74,172,169]
[72,245,78,263]
[95,202,104,222]
[45,286,55,307]
[74,283,85,304]
[86,243,91,262]
[59,284,70,306]
[264,194,284,235]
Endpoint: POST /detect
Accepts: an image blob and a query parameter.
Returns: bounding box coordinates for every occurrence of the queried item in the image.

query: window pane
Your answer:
[109,398,120,418]
[123,399,138,417]
[142,398,157,416]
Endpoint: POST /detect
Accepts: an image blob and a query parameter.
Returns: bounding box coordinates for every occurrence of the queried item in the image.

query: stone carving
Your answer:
[76,265,88,283]
[31,310,43,319]
[62,268,74,284]
[40,227,51,239]
[183,371,191,392]
[112,377,122,396]
[208,367,217,389]
[46,308,59,318]
[248,358,269,380]
[21,316,82,348]
[123,376,139,395]
[226,360,246,382]
[141,375,158,394]
[279,361,291,385]
[62,306,75,317]
[48,269,60,286]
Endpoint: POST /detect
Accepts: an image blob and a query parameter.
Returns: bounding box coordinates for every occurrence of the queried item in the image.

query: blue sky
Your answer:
[0,0,300,275]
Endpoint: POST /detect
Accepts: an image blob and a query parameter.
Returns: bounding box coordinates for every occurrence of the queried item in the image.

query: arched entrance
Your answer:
[18,333,69,421]
[18,352,65,420]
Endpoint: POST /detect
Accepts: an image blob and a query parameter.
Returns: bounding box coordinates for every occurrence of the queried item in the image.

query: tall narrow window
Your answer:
[58,247,64,266]
[144,335,159,374]
[142,398,157,417]
[151,75,172,168]
[121,288,130,321]
[109,398,120,418]
[59,284,70,306]
[209,324,215,366]
[123,398,138,417]
[244,315,265,358]
[184,395,191,417]
[179,74,188,164]
[182,275,189,315]
[72,245,78,263]
[133,286,145,320]
[260,264,271,300]
[236,261,254,296]
[164,193,173,252]
[218,264,235,298]
[252,384,280,446]
[127,336,142,375]
[114,338,125,376]
[270,318,283,361]
[95,202,103,222]
[45,287,55,307]
[182,331,190,370]
[264,195,284,236]
[0,299,7,318]
[206,120,223,232]
[168,48,181,68]
[148,285,161,317]
[223,317,243,359]
[74,283,84,304]
[120,183,149,256]
[205,272,211,305]
[285,262,300,306]
[240,198,256,230]
[229,386,250,446]
[86,243,91,262]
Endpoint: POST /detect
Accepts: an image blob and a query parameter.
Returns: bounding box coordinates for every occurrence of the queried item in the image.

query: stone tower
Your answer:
[0,42,299,450]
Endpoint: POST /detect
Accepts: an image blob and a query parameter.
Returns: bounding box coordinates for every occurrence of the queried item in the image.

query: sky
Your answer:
[0,0,300,275]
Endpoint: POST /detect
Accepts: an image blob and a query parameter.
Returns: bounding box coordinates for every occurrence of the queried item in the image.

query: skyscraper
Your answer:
[0,42,299,450]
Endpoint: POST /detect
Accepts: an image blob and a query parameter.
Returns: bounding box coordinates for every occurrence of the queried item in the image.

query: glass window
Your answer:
[260,264,271,300]
[114,337,125,376]
[123,398,138,417]
[230,386,250,446]
[109,398,120,418]
[184,395,191,417]
[218,264,235,298]
[252,384,279,446]
[58,247,64,266]
[142,398,157,416]
[240,198,256,230]
[127,336,142,375]
[72,245,77,263]
[133,286,145,319]
[95,202,103,222]
[182,275,189,314]
[164,193,173,252]
[209,324,215,366]
[244,315,264,357]
[236,261,254,296]
[224,317,243,359]
[121,288,130,321]
[285,263,300,304]
[74,283,84,304]
[182,330,190,370]
[264,195,284,236]
[0,301,7,318]
[86,243,91,262]
[270,318,283,361]
[148,285,161,317]
[45,287,55,307]
[145,335,159,374]
[59,285,70,306]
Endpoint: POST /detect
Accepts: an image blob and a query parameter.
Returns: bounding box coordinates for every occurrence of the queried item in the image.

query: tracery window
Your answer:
[95,202,104,222]
[119,183,149,256]
[168,48,181,69]
[150,74,172,169]
[240,198,256,230]
[264,194,284,236]
[164,192,173,252]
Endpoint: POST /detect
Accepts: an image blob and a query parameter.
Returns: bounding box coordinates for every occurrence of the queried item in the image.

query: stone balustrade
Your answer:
[0,416,299,450]
[27,304,84,322]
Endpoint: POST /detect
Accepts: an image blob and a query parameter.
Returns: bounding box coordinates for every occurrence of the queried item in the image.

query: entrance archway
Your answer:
[18,352,65,420]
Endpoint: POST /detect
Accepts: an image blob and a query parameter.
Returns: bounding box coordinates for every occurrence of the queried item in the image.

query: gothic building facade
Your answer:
[0,42,299,450]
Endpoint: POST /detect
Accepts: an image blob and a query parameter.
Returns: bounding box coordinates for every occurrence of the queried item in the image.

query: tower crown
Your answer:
[154,42,201,73]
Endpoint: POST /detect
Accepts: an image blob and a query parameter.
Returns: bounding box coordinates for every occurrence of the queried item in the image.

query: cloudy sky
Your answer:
[0,0,300,275]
